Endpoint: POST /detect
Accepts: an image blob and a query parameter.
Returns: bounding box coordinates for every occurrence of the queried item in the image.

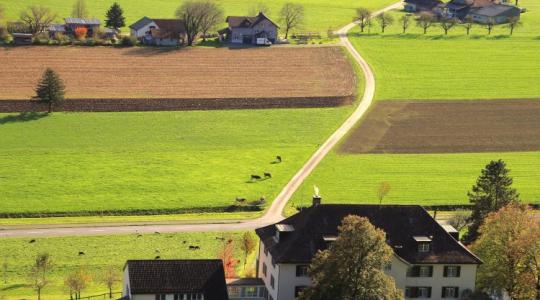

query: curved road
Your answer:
[0,2,402,238]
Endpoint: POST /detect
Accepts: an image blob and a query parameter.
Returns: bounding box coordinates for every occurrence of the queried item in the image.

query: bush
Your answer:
[0,27,10,43]
[119,36,135,47]
[53,32,71,45]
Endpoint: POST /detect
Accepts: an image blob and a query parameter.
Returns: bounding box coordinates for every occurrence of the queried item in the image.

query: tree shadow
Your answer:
[121,46,186,56]
[1,283,27,291]
[0,112,49,125]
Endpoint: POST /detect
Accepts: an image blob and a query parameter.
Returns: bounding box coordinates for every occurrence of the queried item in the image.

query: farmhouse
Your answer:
[218,12,279,44]
[255,200,482,300]
[129,17,186,46]
[468,4,521,23]
[434,0,521,22]
[404,0,444,12]
[122,259,229,300]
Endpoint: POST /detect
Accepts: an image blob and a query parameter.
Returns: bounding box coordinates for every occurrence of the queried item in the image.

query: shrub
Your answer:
[119,36,135,47]
[53,32,71,45]
[0,27,10,43]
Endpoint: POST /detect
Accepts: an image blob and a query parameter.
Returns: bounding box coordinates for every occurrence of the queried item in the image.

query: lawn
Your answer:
[0,108,353,215]
[0,231,252,300]
[348,0,540,100]
[0,0,397,33]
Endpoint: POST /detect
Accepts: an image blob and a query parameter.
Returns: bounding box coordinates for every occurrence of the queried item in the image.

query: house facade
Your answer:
[434,0,521,23]
[122,259,229,300]
[255,202,482,300]
[468,4,521,23]
[64,18,101,37]
[219,13,279,44]
[227,278,268,300]
[129,17,186,46]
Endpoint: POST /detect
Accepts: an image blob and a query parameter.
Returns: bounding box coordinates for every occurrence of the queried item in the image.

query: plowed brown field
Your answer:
[340,100,540,154]
[0,46,355,101]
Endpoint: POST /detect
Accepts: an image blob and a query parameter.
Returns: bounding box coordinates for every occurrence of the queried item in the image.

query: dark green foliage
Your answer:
[34,68,65,113]
[463,160,520,244]
[105,2,125,30]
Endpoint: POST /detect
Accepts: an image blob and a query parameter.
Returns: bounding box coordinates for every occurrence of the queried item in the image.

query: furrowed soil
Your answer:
[0,46,355,101]
[340,100,540,154]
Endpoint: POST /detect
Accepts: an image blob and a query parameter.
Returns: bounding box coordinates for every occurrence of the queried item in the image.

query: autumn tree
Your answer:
[248,2,271,16]
[463,160,520,244]
[65,267,92,300]
[74,26,87,39]
[240,232,257,270]
[471,204,540,300]
[101,266,120,299]
[507,16,522,35]
[439,18,457,35]
[355,8,372,33]
[376,12,394,33]
[300,215,403,300]
[218,236,237,278]
[20,6,57,34]
[105,3,125,31]
[176,0,223,46]
[71,0,88,19]
[377,182,391,205]
[400,14,411,34]
[28,253,53,300]
[34,68,65,113]
[416,12,435,34]
[279,3,304,39]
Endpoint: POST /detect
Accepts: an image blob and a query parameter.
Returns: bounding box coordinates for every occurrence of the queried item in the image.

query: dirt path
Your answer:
[0,2,403,238]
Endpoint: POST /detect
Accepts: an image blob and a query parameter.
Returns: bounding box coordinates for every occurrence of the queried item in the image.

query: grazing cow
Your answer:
[154,231,160,234]
[29,239,36,243]
[189,245,200,250]
[276,156,282,163]
[235,197,246,203]
[155,256,161,260]
[264,172,272,178]
[251,175,262,181]
[78,252,85,256]
[182,240,187,244]
[216,237,225,241]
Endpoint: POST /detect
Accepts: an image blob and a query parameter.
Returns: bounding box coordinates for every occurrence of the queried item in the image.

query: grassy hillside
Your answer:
[0,108,352,215]
[349,0,540,100]
[0,0,396,33]
[0,232,249,300]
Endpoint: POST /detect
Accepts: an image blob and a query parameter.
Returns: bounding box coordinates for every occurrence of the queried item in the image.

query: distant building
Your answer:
[404,0,444,12]
[218,13,279,44]
[129,17,186,46]
[255,200,482,300]
[435,0,521,23]
[468,4,521,23]
[122,259,230,300]
[227,278,268,300]
[12,33,33,45]
[64,18,101,37]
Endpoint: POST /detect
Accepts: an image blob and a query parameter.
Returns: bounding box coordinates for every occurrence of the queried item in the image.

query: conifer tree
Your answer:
[105,3,125,30]
[34,68,65,113]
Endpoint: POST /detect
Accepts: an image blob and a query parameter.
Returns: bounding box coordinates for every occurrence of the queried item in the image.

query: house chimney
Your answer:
[312,185,321,206]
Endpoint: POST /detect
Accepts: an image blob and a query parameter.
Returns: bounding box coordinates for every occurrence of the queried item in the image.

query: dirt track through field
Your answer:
[0,46,355,101]
[340,100,540,154]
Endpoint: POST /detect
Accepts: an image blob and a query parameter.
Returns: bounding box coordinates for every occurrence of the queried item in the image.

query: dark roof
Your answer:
[226,278,265,286]
[48,24,66,32]
[256,204,482,265]
[151,19,186,39]
[64,18,100,25]
[129,16,154,30]
[125,259,229,299]
[404,0,443,9]
[226,12,279,29]
[469,4,520,16]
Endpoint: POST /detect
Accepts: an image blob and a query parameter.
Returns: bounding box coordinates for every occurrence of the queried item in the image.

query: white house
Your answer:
[129,17,186,46]
[255,201,482,300]
[218,13,279,44]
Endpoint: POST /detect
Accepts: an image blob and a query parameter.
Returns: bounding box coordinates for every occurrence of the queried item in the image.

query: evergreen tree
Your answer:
[34,68,65,113]
[105,2,125,30]
[463,160,520,244]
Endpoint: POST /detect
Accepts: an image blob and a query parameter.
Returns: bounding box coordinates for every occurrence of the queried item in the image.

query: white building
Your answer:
[255,201,482,300]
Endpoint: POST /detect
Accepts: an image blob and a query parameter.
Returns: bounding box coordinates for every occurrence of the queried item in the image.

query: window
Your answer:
[443,266,461,277]
[155,295,166,300]
[442,287,459,298]
[294,286,307,298]
[270,275,275,289]
[418,242,430,252]
[174,294,181,300]
[296,265,309,277]
[405,287,432,298]
[262,262,267,276]
[245,287,258,297]
[384,263,392,271]
[418,287,431,298]
[227,287,241,297]
[407,266,433,277]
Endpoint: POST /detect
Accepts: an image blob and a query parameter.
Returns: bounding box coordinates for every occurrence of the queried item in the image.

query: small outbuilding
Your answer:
[12,33,33,45]
[64,18,101,37]
[129,17,186,46]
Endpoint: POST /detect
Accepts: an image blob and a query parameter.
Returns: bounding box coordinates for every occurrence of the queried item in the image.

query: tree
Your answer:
[105,3,125,31]
[463,160,520,244]
[218,236,237,278]
[463,16,474,35]
[198,1,223,42]
[416,12,434,34]
[71,0,88,19]
[376,182,391,205]
[355,8,372,33]
[439,18,457,35]
[20,6,57,34]
[507,16,522,35]
[248,2,271,16]
[240,232,257,270]
[279,3,304,39]
[34,68,65,113]
[471,203,540,300]
[300,215,403,300]
[447,213,470,232]
[376,12,394,33]
[101,266,120,299]
[176,0,222,46]
[485,19,495,35]
[28,253,53,300]
[400,14,411,34]
[65,267,92,300]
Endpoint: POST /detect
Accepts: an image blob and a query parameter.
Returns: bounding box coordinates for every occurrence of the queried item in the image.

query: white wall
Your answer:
[131,21,157,38]
[276,264,311,300]
[257,242,280,300]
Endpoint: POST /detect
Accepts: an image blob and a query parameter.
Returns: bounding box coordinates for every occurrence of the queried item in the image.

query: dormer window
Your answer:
[413,236,432,253]
[275,224,294,242]
[418,242,430,252]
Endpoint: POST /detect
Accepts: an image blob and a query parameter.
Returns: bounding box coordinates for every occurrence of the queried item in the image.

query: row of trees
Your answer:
[355,8,523,36]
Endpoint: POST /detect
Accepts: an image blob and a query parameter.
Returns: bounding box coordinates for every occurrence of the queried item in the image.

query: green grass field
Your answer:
[0,108,353,215]
[0,0,396,33]
[0,232,251,300]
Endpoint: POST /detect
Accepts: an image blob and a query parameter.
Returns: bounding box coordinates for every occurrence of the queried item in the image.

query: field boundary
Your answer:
[0,96,355,112]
